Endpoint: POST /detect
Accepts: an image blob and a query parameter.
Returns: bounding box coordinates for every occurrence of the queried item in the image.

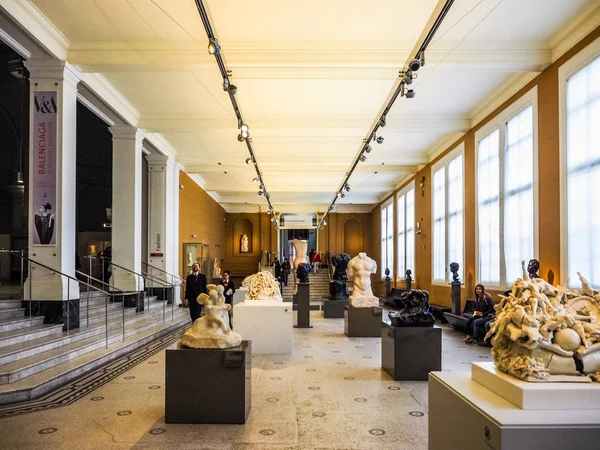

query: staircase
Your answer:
[0,291,189,405]
[282,268,331,303]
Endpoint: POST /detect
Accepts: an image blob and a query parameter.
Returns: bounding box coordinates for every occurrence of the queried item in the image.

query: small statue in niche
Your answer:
[389,289,435,327]
[240,234,249,253]
[450,262,460,283]
[296,263,311,283]
[527,258,540,279]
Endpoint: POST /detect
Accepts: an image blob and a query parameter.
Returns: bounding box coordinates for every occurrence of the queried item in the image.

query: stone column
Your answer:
[146,154,181,302]
[23,60,80,329]
[109,125,144,294]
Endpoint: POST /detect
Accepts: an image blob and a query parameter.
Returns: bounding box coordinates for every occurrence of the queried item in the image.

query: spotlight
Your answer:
[252,177,258,183]
[240,123,249,133]
[341,192,345,198]
[378,115,386,128]
[222,80,229,91]
[323,220,327,226]
[376,136,384,144]
[345,184,350,192]
[419,52,425,67]
[208,38,220,55]
[408,58,421,72]
[365,145,372,153]
[402,70,413,85]
[227,84,237,95]
[245,157,253,164]
[406,89,415,99]
[238,134,245,142]
[241,129,249,139]
[258,190,263,196]
[337,192,341,197]
[359,154,367,162]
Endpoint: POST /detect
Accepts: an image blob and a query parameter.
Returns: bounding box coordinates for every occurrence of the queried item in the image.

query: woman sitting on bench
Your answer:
[464,284,494,344]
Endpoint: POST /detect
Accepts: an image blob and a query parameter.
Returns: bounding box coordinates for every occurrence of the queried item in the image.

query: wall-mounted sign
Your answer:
[279,213,317,229]
[32,91,58,245]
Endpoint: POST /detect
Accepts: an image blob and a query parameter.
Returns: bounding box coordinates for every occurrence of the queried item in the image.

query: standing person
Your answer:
[312,251,321,273]
[281,258,291,287]
[464,284,494,344]
[274,257,283,292]
[184,263,207,323]
[219,270,235,328]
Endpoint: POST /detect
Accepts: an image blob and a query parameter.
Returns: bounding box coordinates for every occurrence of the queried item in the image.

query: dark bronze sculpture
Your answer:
[329,253,350,300]
[389,289,435,327]
[449,262,460,283]
[527,258,540,279]
[405,269,413,290]
[296,263,311,283]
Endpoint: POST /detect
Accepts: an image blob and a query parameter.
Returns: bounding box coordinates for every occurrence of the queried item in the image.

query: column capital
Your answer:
[24,59,80,87]
[109,124,143,140]
[146,153,179,170]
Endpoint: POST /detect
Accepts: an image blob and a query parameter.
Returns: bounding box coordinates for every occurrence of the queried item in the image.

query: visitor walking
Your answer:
[184,263,207,323]
[281,258,291,286]
[312,251,321,273]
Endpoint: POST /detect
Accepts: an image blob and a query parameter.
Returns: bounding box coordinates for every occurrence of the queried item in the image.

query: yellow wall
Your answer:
[178,171,225,278]
[373,25,600,305]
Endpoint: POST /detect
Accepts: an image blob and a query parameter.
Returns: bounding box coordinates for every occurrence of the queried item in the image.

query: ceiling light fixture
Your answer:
[245,157,253,164]
[406,89,416,99]
[345,184,350,192]
[237,134,245,142]
[252,177,258,183]
[408,57,421,72]
[365,145,372,153]
[207,38,220,55]
[378,115,386,128]
[227,84,237,95]
[359,154,367,162]
[376,136,384,144]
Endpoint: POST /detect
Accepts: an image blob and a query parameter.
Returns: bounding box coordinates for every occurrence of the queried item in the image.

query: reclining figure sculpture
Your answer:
[241,271,283,301]
[486,261,600,381]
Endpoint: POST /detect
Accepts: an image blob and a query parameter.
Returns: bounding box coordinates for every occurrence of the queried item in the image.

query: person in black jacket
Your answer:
[219,270,235,328]
[281,258,291,286]
[465,284,494,344]
[184,263,207,323]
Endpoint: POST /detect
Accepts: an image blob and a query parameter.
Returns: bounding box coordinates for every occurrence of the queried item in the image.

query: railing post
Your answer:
[20,250,24,302]
[67,274,70,335]
[28,260,32,319]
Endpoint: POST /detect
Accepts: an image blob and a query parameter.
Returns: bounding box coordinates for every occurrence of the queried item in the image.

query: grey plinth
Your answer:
[344,305,382,337]
[322,299,349,318]
[294,282,312,328]
[165,341,251,424]
[429,372,600,450]
[381,322,441,380]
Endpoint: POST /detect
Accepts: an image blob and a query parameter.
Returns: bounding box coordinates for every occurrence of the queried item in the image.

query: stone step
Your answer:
[0,306,179,366]
[0,310,190,405]
[0,308,184,385]
[0,316,45,333]
[0,300,22,310]
[79,306,137,326]
[0,308,25,320]
[0,324,65,349]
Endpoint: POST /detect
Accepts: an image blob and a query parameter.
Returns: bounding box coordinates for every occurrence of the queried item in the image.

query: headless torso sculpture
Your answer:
[292,239,308,270]
[347,252,379,308]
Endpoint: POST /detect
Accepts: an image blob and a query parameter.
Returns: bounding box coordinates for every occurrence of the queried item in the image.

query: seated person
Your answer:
[464,284,494,344]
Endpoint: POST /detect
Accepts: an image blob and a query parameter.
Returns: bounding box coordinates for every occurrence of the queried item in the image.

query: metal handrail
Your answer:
[141,261,184,285]
[0,249,137,348]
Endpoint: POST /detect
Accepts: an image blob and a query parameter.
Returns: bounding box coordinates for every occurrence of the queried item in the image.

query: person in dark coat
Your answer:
[184,263,207,323]
[219,270,235,328]
[464,284,494,344]
[281,258,291,286]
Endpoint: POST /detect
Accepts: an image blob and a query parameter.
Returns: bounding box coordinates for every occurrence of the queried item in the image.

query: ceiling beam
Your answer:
[185,164,419,173]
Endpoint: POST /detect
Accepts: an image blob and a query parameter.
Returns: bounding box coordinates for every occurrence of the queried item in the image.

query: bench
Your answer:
[443,300,475,333]
[429,304,451,323]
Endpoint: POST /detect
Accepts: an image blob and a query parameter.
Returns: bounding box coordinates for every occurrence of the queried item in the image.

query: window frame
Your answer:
[431,143,465,285]
[380,199,394,280]
[559,36,600,287]
[474,86,539,289]
[396,181,416,281]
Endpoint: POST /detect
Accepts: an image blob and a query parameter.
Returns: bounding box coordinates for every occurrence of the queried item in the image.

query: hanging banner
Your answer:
[32,91,58,245]
[279,213,317,228]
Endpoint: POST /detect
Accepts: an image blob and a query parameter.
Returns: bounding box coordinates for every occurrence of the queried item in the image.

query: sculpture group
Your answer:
[487,262,600,382]
[241,271,282,301]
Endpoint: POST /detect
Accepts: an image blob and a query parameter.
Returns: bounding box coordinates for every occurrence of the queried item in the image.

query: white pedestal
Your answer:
[232,287,247,307]
[429,371,600,450]
[233,301,293,354]
[472,362,600,410]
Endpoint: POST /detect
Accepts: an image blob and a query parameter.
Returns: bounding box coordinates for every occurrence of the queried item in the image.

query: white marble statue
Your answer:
[487,262,600,382]
[179,284,241,349]
[241,234,249,253]
[187,252,194,267]
[241,271,283,301]
[347,252,379,308]
[292,238,308,270]
[213,259,221,278]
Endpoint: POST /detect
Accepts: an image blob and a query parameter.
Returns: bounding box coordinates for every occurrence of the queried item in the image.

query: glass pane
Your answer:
[448,154,464,280]
[397,195,406,278]
[406,189,415,280]
[433,167,446,281]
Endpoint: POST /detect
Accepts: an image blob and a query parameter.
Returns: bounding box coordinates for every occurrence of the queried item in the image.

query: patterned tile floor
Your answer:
[0,312,491,449]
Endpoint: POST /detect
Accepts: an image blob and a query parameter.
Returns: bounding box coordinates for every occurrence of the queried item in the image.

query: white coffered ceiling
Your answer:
[14,0,600,212]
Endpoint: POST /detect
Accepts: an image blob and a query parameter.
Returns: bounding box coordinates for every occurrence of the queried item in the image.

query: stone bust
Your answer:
[527,258,540,279]
[449,262,460,283]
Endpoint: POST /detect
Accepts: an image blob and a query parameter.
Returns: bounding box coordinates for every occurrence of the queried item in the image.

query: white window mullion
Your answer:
[499,127,507,286]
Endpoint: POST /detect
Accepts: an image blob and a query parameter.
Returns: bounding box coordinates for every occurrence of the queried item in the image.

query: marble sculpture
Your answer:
[241,234,249,253]
[241,271,283,301]
[179,284,242,349]
[486,261,600,382]
[213,259,221,278]
[389,289,435,327]
[292,238,308,269]
[347,252,379,308]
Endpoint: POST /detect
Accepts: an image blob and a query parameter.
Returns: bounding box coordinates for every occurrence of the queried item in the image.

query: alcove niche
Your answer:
[233,217,253,255]
[343,218,363,256]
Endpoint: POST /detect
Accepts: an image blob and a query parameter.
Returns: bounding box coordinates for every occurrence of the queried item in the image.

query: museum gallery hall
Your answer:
[0,0,599,449]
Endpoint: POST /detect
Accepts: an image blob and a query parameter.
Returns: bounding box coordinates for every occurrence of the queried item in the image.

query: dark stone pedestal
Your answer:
[344,306,382,337]
[165,341,251,424]
[329,280,348,300]
[322,299,349,318]
[25,299,80,331]
[381,322,441,380]
[294,282,312,328]
[451,281,461,315]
